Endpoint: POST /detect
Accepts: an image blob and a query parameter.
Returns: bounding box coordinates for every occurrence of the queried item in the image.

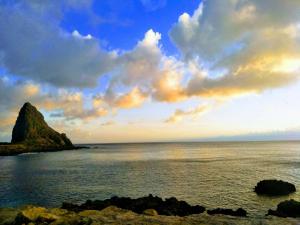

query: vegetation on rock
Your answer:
[0,102,77,156]
[0,205,298,225]
[12,102,73,147]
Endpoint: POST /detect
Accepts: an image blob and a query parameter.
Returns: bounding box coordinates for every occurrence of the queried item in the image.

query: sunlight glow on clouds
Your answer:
[0,0,300,142]
[165,103,212,123]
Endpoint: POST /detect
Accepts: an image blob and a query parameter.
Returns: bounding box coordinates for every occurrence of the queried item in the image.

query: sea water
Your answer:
[1,141,300,217]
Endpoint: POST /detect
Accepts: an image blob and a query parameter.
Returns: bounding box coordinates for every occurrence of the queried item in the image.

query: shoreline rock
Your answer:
[0,143,87,156]
[207,208,247,217]
[254,180,296,196]
[1,205,299,225]
[267,199,300,218]
[62,194,206,216]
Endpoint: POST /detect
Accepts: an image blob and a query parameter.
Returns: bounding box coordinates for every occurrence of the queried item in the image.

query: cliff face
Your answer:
[11,102,73,148]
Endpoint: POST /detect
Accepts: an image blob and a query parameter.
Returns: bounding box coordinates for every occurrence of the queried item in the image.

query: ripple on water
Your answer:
[1,141,300,217]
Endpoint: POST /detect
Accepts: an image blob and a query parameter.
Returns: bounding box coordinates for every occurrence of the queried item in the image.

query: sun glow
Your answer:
[273,58,300,73]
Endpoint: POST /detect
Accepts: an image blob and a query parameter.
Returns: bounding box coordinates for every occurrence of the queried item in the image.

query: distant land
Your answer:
[0,102,81,156]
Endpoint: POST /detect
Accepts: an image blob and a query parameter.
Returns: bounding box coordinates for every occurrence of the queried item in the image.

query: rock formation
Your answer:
[62,194,206,217]
[254,180,296,196]
[1,205,298,225]
[207,208,247,217]
[267,199,300,218]
[0,102,76,155]
[11,102,73,147]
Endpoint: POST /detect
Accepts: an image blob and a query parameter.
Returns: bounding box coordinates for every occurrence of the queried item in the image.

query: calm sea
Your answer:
[1,141,300,217]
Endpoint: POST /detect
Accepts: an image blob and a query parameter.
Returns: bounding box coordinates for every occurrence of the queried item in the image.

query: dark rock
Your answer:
[207,208,247,217]
[62,194,206,217]
[14,212,32,225]
[267,199,300,218]
[12,102,73,148]
[0,102,81,155]
[254,180,296,196]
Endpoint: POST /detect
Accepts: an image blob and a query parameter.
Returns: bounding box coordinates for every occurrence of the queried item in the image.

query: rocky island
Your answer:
[0,102,79,156]
[254,180,296,196]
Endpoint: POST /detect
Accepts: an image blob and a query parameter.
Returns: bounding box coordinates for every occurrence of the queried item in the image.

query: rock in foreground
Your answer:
[254,180,296,196]
[0,205,299,225]
[62,194,205,216]
[268,199,300,218]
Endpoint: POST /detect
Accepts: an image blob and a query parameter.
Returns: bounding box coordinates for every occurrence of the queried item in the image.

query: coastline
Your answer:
[0,144,88,156]
[1,204,299,225]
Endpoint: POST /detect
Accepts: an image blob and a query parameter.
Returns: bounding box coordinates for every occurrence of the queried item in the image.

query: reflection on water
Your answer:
[1,141,300,216]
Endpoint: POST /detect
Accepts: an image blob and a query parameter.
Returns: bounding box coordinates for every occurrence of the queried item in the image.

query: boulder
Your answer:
[13,206,91,225]
[267,199,300,218]
[62,194,206,216]
[254,180,296,196]
[143,209,158,216]
[0,208,20,225]
[207,208,247,217]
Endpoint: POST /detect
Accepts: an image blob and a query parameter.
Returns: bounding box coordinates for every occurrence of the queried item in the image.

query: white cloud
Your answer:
[169,0,300,99]
[1,0,300,131]
[165,103,212,123]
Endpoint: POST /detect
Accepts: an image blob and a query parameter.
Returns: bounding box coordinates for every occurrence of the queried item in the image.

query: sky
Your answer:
[0,0,300,143]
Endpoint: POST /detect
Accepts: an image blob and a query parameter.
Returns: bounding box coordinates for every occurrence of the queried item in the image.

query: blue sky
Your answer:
[61,0,200,54]
[0,0,300,143]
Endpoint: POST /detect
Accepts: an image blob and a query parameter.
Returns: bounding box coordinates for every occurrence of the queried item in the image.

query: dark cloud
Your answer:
[0,1,116,88]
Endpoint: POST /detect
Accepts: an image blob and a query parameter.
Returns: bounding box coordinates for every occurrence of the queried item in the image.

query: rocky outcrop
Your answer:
[254,180,296,196]
[0,102,78,156]
[12,102,73,147]
[207,208,247,217]
[267,199,300,218]
[1,205,298,225]
[62,194,206,216]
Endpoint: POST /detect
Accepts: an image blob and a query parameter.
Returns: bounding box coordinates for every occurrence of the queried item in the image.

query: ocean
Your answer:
[1,141,300,217]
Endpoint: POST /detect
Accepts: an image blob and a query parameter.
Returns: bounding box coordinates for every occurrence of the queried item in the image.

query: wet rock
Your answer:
[13,206,89,225]
[0,208,20,225]
[254,180,296,196]
[143,209,158,216]
[267,199,300,218]
[207,208,247,217]
[14,206,48,223]
[62,194,205,216]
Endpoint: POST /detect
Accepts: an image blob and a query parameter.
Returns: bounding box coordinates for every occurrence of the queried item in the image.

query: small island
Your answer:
[0,102,80,156]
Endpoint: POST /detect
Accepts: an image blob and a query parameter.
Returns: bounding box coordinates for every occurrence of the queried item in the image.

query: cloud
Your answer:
[0,77,108,134]
[0,1,116,88]
[114,87,147,109]
[169,0,300,98]
[99,29,186,104]
[100,120,115,126]
[165,103,212,123]
[1,0,300,139]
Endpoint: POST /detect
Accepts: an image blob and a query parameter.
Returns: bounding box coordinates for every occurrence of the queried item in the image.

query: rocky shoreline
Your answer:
[0,144,88,156]
[1,203,299,225]
[1,194,300,225]
[0,143,87,156]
